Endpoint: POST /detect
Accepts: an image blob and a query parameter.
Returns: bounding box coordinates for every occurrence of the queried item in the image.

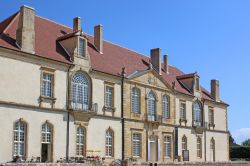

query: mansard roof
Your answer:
[0,11,224,104]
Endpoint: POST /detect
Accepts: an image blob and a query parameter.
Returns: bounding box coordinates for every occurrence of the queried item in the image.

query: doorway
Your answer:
[148,137,157,162]
[41,143,52,162]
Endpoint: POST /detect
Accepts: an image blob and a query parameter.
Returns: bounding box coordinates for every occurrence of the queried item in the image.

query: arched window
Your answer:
[41,123,52,144]
[147,91,156,121]
[131,87,140,113]
[197,137,202,158]
[182,135,187,151]
[162,95,170,119]
[72,72,89,110]
[193,100,202,126]
[13,120,27,159]
[105,129,114,157]
[76,127,85,156]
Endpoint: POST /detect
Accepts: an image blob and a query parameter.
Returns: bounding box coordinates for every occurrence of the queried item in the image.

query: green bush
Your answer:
[230,146,250,159]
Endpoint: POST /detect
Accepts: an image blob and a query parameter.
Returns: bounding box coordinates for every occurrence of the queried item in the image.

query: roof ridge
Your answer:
[36,15,72,30]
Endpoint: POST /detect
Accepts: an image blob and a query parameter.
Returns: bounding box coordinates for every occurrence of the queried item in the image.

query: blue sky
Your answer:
[1,0,250,144]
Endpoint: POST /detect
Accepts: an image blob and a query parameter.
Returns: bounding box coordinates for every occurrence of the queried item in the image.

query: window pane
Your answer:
[132,88,140,113]
[13,121,26,157]
[79,39,85,57]
[105,86,113,107]
[76,127,85,156]
[163,95,169,118]
[148,91,156,121]
[132,133,141,157]
[42,73,52,97]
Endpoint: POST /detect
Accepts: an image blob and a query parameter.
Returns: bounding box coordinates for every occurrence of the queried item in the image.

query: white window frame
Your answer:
[72,72,89,111]
[164,136,171,158]
[131,87,140,113]
[105,85,114,108]
[41,123,52,144]
[132,133,141,157]
[76,127,85,156]
[147,91,156,121]
[13,121,26,158]
[180,101,186,120]
[42,73,53,97]
[105,129,114,157]
[162,95,170,119]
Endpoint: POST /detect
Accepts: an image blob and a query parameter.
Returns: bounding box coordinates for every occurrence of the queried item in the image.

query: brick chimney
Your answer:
[94,25,103,54]
[163,54,169,74]
[73,17,81,32]
[211,79,220,102]
[150,48,161,75]
[16,5,35,54]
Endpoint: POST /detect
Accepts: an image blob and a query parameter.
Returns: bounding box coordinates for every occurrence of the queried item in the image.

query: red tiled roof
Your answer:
[0,11,225,104]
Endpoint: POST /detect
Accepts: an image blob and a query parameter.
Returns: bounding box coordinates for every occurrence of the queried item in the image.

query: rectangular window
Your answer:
[132,133,141,157]
[196,77,200,90]
[209,107,214,125]
[105,86,114,108]
[180,101,186,120]
[42,73,53,97]
[164,136,171,158]
[76,127,85,156]
[79,38,86,57]
[197,138,202,158]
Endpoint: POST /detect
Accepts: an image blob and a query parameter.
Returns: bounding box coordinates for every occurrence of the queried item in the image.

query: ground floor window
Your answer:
[13,120,27,159]
[197,137,202,158]
[164,136,171,158]
[105,129,114,157]
[76,127,85,156]
[132,133,141,157]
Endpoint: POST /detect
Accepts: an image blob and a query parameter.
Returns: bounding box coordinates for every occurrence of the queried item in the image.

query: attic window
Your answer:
[79,38,86,57]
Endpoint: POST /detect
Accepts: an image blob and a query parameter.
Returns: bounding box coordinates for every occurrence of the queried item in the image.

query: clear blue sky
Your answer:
[1,0,250,144]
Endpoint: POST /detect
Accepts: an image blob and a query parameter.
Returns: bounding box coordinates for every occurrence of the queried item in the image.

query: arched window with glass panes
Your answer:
[105,128,114,157]
[182,135,187,151]
[193,100,202,127]
[13,120,27,159]
[72,72,90,110]
[162,95,170,119]
[41,122,53,144]
[147,91,156,121]
[131,87,140,113]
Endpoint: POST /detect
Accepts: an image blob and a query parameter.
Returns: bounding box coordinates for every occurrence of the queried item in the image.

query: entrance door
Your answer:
[148,137,157,162]
[41,144,52,162]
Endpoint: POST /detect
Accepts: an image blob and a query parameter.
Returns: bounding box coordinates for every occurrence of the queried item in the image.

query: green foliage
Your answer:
[230,146,250,159]
[242,139,250,146]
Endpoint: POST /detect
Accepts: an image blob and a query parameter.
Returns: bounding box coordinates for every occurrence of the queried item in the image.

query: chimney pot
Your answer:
[163,54,169,74]
[73,17,81,32]
[94,25,103,54]
[150,48,161,75]
[16,5,35,54]
[211,79,220,102]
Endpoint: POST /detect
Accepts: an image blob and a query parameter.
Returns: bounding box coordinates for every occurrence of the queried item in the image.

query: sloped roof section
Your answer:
[0,11,227,104]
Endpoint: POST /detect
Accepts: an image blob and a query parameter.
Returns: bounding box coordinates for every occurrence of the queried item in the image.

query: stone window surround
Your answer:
[103,82,116,112]
[131,130,142,158]
[131,86,141,114]
[75,124,87,157]
[105,127,115,158]
[163,134,172,159]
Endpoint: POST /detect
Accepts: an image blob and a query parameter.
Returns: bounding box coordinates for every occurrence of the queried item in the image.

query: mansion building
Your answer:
[0,6,229,164]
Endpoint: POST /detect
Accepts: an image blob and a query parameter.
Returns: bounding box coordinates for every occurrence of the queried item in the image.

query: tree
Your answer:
[229,131,238,146]
[242,139,250,146]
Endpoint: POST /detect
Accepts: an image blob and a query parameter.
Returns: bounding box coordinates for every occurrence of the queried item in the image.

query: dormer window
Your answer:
[79,38,86,57]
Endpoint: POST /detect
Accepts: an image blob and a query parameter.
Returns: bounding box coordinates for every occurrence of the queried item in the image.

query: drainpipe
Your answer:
[66,64,73,162]
[121,67,126,161]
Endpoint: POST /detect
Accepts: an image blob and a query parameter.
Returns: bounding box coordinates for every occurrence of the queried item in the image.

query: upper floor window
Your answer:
[197,137,202,158]
[105,85,114,108]
[209,107,214,125]
[76,127,85,156]
[131,87,140,113]
[132,133,141,157]
[79,38,86,57]
[147,91,156,121]
[42,73,53,97]
[105,129,114,157]
[182,135,187,151]
[164,136,171,158]
[72,72,89,110]
[13,120,27,159]
[162,95,170,119]
[193,100,202,127]
[180,101,186,120]
[41,123,52,144]
[195,77,200,90]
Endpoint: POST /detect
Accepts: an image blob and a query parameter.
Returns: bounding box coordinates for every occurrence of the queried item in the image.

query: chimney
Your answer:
[150,48,161,75]
[163,54,169,74]
[211,79,220,102]
[73,17,81,32]
[94,25,103,54]
[16,5,35,54]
